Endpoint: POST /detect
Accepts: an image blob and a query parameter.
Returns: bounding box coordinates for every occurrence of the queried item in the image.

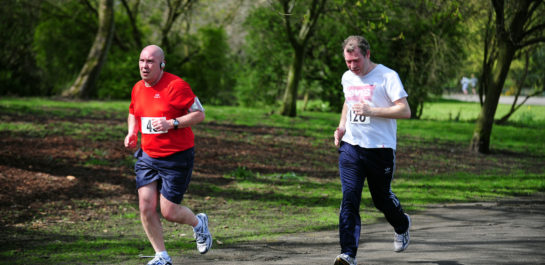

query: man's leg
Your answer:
[160,195,198,226]
[365,148,408,234]
[160,196,212,254]
[139,182,166,253]
[338,143,365,258]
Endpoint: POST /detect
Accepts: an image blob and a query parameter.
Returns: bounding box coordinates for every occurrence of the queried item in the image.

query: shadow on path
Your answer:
[165,193,545,265]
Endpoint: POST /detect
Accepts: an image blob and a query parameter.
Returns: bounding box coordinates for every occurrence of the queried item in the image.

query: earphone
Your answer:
[160,62,165,69]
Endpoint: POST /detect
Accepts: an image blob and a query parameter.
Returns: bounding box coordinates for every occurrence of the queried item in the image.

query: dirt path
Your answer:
[168,193,545,265]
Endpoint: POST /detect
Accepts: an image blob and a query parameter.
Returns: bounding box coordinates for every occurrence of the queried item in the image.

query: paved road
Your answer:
[170,193,545,264]
[443,94,545,106]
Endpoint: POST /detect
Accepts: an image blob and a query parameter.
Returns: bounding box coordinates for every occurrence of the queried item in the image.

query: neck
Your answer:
[361,62,377,76]
[145,71,164,87]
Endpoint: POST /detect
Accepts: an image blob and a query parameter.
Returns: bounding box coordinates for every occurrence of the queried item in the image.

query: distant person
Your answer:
[124,45,211,265]
[460,76,470,95]
[469,74,478,95]
[332,35,412,265]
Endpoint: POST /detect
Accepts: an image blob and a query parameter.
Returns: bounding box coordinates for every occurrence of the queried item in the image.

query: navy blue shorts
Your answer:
[134,148,194,204]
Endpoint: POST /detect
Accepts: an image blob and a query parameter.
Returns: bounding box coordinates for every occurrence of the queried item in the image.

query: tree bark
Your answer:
[63,0,114,98]
[280,47,305,117]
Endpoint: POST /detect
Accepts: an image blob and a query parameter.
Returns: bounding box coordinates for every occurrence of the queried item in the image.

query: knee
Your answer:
[372,195,399,213]
[139,199,153,211]
[161,205,177,222]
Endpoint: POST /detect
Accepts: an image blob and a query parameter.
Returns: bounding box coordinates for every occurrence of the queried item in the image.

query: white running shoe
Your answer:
[194,213,212,254]
[394,213,411,252]
[146,255,172,265]
[334,253,357,265]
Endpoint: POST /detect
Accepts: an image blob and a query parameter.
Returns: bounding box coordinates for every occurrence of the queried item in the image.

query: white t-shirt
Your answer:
[341,64,408,150]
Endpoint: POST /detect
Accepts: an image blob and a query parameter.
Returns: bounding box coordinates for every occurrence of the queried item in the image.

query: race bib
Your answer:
[141,117,167,134]
[349,110,370,124]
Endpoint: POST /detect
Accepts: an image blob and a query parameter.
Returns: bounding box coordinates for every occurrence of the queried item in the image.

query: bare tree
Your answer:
[470,0,545,153]
[278,0,327,117]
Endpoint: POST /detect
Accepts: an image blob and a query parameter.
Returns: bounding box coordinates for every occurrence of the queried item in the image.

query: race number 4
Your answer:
[349,110,370,124]
[141,117,167,134]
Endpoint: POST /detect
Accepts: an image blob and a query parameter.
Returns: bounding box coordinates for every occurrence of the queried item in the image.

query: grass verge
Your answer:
[0,97,543,264]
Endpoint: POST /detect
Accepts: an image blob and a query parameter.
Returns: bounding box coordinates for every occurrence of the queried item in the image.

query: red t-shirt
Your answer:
[129,72,196,158]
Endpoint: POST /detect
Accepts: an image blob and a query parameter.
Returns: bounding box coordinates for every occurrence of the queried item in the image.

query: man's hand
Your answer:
[352,99,374,116]
[334,127,346,147]
[151,117,171,132]
[124,133,138,149]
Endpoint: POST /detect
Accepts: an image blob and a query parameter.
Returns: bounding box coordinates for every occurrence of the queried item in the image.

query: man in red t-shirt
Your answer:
[124,45,211,265]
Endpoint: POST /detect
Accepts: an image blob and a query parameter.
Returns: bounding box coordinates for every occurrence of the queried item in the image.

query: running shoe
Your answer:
[194,213,212,254]
[394,213,411,252]
[146,255,172,265]
[334,253,357,265]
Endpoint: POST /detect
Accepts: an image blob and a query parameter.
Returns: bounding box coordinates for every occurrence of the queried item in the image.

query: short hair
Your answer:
[342,35,370,55]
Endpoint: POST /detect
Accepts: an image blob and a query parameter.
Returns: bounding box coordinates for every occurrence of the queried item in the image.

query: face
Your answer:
[344,47,369,76]
[139,47,163,85]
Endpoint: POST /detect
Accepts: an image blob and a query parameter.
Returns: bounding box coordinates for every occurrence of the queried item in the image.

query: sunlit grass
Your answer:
[0,97,544,264]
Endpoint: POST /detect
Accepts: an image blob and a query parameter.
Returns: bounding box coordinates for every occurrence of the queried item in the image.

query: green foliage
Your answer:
[0,0,42,96]
[235,5,291,107]
[96,47,140,99]
[180,26,237,105]
[511,46,545,96]
[380,0,469,118]
[32,0,96,95]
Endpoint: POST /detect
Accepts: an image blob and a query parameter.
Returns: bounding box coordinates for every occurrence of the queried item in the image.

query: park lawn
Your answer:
[0,97,544,264]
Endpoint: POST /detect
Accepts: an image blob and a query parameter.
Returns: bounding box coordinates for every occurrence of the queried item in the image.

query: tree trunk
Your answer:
[469,0,545,153]
[280,48,304,117]
[278,0,326,117]
[470,41,516,153]
[496,51,530,125]
[63,0,114,98]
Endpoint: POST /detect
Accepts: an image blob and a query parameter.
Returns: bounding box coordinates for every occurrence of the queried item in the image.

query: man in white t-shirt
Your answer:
[333,35,412,265]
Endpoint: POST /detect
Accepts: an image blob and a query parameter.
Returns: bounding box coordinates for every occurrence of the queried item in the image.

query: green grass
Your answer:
[0,97,544,264]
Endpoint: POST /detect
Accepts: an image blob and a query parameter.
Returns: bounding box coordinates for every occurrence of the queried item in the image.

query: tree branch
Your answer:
[280,0,297,48]
[522,22,545,40]
[80,0,97,15]
[120,0,142,49]
[519,36,545,47]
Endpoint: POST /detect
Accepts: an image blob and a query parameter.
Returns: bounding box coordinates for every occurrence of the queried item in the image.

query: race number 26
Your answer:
[350,111,370,124]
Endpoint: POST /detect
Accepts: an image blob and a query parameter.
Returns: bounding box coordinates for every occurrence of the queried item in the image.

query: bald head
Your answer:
[139,45,165,86]
[141,45,165,62]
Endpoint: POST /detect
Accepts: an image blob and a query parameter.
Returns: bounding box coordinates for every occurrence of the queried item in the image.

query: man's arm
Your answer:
[334,102,348,147]
[124,113,138,148]
[151,110,205,131]
[171,111,205,129]
[354,97,411,119]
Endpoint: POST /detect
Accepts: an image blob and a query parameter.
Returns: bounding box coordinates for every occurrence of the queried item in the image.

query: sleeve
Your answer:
[169,79,196,110]
[386,71,408,103]
[129,84,137,115]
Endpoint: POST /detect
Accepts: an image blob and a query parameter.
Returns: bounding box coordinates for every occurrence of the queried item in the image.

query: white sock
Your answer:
[193,217,203,231]
[156,251,171,261]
